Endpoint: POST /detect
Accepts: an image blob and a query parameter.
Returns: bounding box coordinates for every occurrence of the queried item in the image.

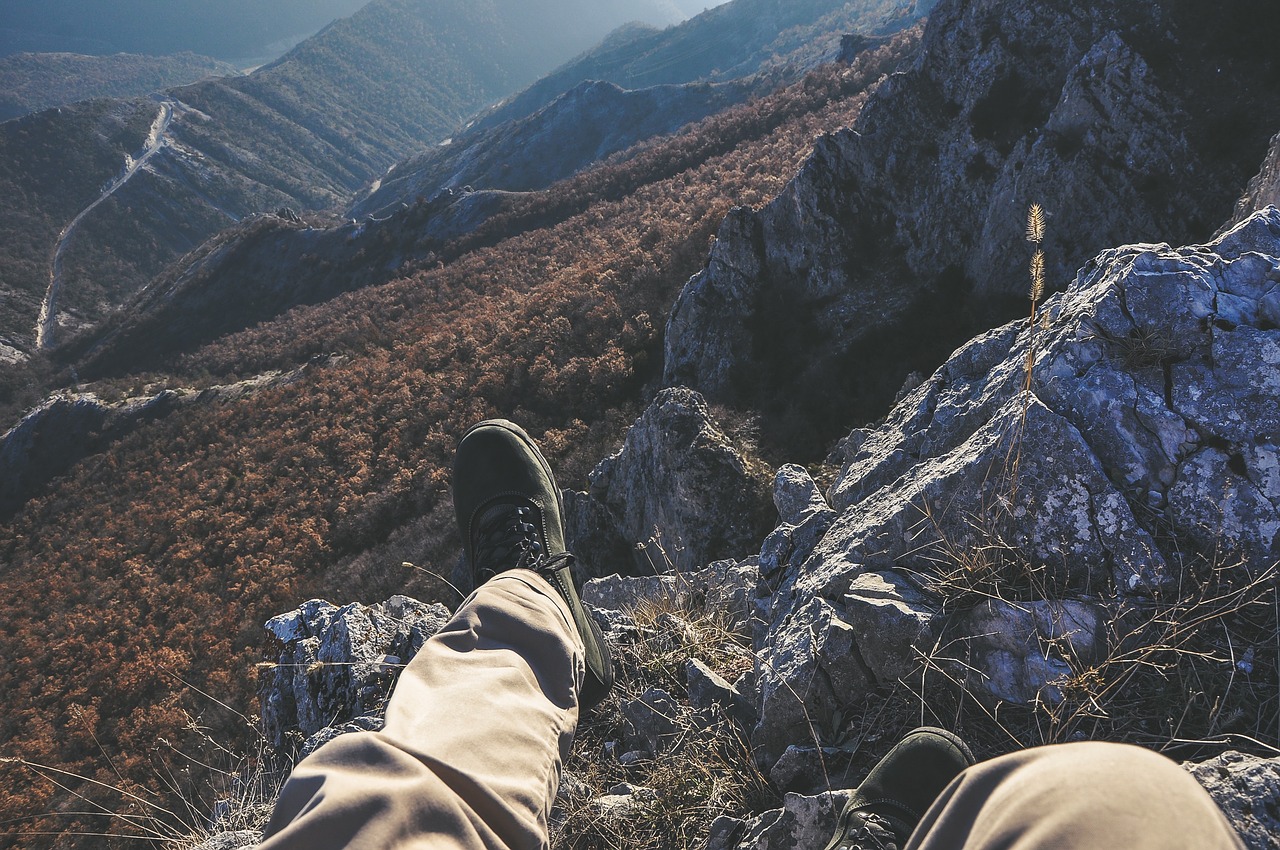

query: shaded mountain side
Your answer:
[351,77,758,217]
[58,37,921,382]
[0,0,691,356]
[474,0,934,131]
[0,98,159,359]
[663,0,1280,456]
[1228,129,1280,231]
[0,52,239,122]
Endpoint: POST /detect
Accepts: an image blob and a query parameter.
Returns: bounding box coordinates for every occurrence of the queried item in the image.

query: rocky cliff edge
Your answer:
[218,208,1280,850]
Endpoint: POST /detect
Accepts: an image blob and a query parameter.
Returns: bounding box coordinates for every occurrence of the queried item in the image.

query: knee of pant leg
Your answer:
[933,742,1242,850]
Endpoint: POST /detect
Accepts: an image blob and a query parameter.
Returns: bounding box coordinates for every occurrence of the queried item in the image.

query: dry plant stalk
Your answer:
[1006,203,1049,499]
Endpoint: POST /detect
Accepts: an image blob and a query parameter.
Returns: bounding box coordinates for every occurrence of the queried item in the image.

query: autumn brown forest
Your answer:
[0,34,919,848]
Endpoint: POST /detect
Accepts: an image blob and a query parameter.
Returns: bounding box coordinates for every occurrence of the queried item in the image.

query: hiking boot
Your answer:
[452,418,614,710]
[822,727,976,850]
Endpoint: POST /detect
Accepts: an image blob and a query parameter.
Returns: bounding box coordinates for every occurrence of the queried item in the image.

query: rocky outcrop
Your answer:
[1186,751,1280,849]
[259,595,451,751]
[564,387,772,575]
[1230,130,1280,230]
[0,391,176,518]
[664,0,1280,448]
[750,208,1280,766]
[0,358,336,519]
[706,791,849,850]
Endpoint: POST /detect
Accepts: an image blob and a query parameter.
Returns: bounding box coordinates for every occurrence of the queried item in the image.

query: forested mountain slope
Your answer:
[474,0,936,129]
[0,52,239,122]
[0,37,921,849]
[0,0,689,357]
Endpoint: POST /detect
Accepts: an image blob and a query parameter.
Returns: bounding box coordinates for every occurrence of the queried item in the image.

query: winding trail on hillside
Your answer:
[36,99,176,351]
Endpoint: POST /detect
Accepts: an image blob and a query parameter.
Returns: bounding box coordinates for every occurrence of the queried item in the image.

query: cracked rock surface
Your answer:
[750,208,1280,771]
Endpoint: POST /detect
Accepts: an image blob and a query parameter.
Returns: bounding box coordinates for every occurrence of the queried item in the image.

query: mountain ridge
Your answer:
[0,0,709,358]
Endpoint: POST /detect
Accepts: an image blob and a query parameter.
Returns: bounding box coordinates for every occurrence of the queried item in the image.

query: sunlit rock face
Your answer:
[664,0,1280,446]
[749,208,1280,767]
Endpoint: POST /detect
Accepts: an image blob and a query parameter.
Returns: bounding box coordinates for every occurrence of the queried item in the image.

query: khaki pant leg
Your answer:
[908,741,1245,850]
[258,569,584,850]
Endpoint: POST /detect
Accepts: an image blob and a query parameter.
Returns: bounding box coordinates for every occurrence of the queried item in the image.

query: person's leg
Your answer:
[258,568,582,850]
[259,418,614,850]
[908,741,1245,850]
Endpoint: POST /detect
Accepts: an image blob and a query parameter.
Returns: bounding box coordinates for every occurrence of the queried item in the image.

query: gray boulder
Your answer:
[582,558,761,630]
[753,596,872,767]
[842,571,940,685]
[1186,751,1280,850]
[260,595,451,750]
[826,208,1280,584]
[946,599,1106,704]
[750,208,1280,774]
[706,791,850,850]
[760,465,837,589]
[567,387,771,574]
[687,658,754,728]
[620,688,685,754]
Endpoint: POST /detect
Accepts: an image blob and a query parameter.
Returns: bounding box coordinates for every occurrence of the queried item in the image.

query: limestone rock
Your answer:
[562,487,632,579]
[1186,751,1280,850]
[663,0,1280,440]
[824,209,1280,587]
[768,745,854,795]
[706,791,850,850]
[761,465,837,590]
[753,596,872,767]
[842,571,940,684]
[620,688,685,754]
[947,599,1106,704]
[1229,130,1280,230]
[260,595,451,751]
[589,784,659,821]
[748,210,1280,772]
[582,559,759,630]
[571,387,771,574]
[773,464,830,526]
[687,658,754,728]
[299,716,385,760]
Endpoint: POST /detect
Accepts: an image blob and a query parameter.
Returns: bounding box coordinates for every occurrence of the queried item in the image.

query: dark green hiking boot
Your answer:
[823,727,975,850]
[452,419,614,710]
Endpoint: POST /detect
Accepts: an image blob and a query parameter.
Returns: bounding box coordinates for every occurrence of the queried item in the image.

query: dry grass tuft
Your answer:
[551,591,776,850]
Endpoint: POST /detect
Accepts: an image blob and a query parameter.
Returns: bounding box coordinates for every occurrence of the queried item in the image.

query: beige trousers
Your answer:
[259,569,584,850]
[259,571,1244,850]
[910,742,1245,850]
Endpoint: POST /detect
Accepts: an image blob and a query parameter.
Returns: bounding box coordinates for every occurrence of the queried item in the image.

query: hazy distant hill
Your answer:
[477,0,937,129]
[0,0,699,356]
[0,0,698,64]
[0,0,371,63]
[0,52,239,122]
[61,5,922,381]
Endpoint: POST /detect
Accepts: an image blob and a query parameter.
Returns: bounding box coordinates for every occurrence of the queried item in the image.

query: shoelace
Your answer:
[473,503,553,581]
[832,811,901,850]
